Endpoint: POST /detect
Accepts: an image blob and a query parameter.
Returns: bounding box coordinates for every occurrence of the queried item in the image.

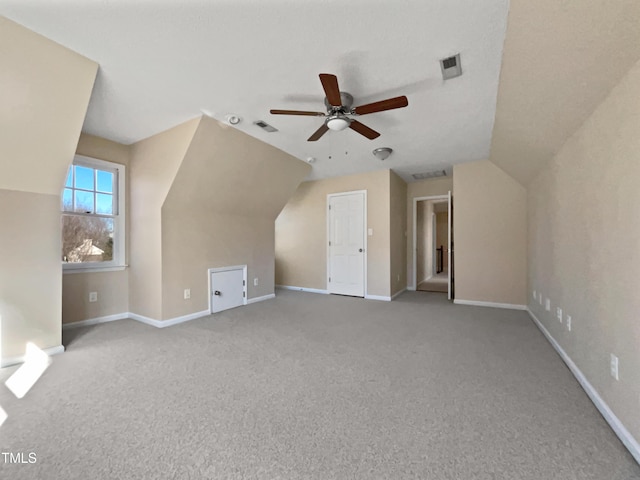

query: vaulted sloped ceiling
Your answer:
[490,0,640,185]
[0,1,509,183]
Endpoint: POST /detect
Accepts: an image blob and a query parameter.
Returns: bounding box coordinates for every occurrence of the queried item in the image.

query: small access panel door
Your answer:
[210,266,246,313]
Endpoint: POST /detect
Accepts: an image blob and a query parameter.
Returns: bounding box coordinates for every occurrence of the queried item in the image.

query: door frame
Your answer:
[326,190,368,297]
[208,265,247,314]
[447,190,453,300]
[431,211,437,277]
[412,194,449,291]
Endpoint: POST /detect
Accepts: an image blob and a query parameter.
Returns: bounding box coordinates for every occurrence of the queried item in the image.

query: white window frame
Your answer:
[62,155,126,273]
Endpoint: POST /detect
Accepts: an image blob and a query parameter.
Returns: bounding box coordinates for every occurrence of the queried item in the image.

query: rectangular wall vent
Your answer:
[440,53,462,80]
[254,120,278,132]
[412,170,447,180]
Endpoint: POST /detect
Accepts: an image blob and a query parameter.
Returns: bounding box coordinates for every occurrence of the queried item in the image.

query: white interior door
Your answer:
[447,191,453,300]
[210,267,246,313]
[328,192,365,297]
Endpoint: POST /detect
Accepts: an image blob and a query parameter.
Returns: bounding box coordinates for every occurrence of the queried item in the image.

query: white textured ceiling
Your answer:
[0,0,508,182]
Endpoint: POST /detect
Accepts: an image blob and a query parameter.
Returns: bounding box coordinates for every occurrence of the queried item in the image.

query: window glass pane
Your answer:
[62,216,114,263]
[74,190,94,213]
[62,189,73,211]
[96,193,113,214]
[65,167,73,188]
[74,165,94,190]
[96,170,113,193]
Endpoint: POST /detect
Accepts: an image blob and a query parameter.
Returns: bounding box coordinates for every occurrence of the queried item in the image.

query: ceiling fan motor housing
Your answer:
[324,92,354,112]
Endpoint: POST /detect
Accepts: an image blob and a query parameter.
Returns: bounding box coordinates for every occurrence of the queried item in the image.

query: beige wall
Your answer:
[276,169,392,297]
[453,160,526,306]
[0,17,98,195]
[528,59,640,442]
[406,177,453,287]
[0,191,63,360]
[128,118,200,319]
[389,171,407,296]
[0,18,97,362]
[62,133,131,324]
[62,271,129,325]
[161,116,310,319]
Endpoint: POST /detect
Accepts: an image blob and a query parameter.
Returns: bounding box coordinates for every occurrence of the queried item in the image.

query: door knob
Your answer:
[214,290,221,296]
[359,248,363,252]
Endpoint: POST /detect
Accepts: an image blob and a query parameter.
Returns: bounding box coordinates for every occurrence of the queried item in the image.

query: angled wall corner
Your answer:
[489,0,640,185]
[128,117,201,320]
[161,115,311,319]
[0,17,98,361]
[453,160,527,306]
[0,16,98,195]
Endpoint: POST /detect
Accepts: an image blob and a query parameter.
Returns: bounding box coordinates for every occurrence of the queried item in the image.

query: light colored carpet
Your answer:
[1,290,638,479]
[417,280,448,293]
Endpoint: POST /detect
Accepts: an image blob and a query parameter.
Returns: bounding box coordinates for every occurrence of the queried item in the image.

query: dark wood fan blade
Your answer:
[319,74,342,107]
[353,96,408,115]
[308,124,329,141]
[270,109,325,116]
[349,120,380,140]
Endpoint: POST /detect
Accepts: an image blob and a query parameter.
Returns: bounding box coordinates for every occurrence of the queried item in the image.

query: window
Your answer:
[62,155,125,272]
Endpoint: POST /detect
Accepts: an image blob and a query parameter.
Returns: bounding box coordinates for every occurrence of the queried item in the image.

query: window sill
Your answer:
[63,265,128,275]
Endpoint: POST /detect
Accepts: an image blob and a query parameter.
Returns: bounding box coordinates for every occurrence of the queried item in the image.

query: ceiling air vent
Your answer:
[440,53,462,80]
[254,120,278,132]
[412,170,446,180]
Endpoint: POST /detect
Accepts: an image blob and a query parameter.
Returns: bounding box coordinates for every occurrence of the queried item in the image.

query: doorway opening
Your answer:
[412,192,453,299]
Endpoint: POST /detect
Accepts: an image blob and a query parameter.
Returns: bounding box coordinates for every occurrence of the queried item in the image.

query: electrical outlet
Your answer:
[533,290,537,300]
[556,307,563,323]
[254,278,259,286]
[89,292,97,303]
[538,293,543,305]
[610,354,619,380]
[368,228,373,236]
[397,274,400,282]
[184,289,190,300]
[545,298,551,311]
[566,315,572,331]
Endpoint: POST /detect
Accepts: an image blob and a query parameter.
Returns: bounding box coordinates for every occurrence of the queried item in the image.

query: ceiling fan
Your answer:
[270,73,409,141]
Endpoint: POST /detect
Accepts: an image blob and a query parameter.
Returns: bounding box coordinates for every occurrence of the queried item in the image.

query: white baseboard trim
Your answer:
[391,288,407,300]
[128,309,210,329]
[527,308,640,465]
[454,299,527,310]
[2,345,65,368]
[127,312,163,328]
[62,312,129,330]
[248,293,275,304]
[364,294,391,302]
[407,286,417,292]
[276,285,329,295]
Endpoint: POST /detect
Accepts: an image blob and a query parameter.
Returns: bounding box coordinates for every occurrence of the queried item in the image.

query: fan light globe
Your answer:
[326,116,350,131]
